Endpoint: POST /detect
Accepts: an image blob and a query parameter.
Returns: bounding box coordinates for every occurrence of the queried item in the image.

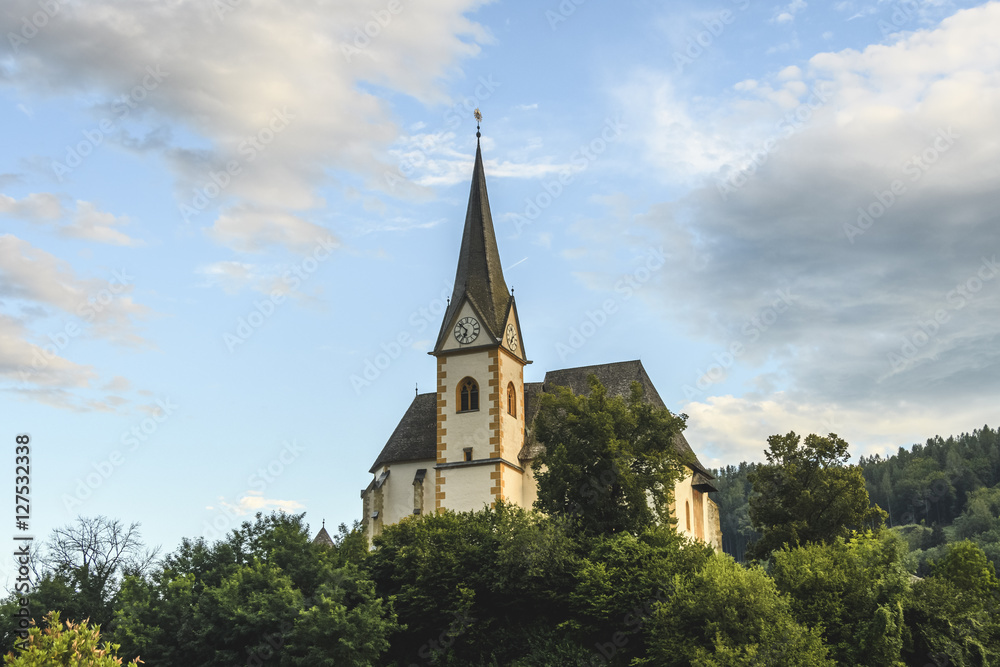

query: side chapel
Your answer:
[348,125,721,550]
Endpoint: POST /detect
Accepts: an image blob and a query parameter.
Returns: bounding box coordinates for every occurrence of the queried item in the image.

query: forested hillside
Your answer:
[713,425,1000,571]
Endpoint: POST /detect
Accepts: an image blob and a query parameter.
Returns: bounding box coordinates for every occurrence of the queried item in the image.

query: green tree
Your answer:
[771,531,910,667]
[3,611,140,666]
[367,501,581,665]
[638,554,834,666]
[903,576,1000,666]
[0,518,157,656]
[930,539,1000,599]
[531,375,689,536]
[747,432,887,559]
[112,512,396,666]
[282,565,396,666]
[955,487,1000,539]
[367,500,714,666]
[903,541,1000,666]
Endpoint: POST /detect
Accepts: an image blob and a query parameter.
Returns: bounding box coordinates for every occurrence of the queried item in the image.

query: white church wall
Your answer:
[673,471,696,540]
[442,463,497,512]
[500,461,523,504]
[378,460,435,525]
[497,349,524,462]
[521,462,539,508]
[440,352,496,463]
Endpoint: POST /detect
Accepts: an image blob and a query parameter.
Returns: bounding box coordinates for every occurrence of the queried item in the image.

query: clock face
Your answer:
[453,316,480,344]
[505,324,518,352]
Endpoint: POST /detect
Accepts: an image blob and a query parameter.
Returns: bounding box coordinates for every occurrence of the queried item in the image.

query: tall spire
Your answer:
[434,118,511,349]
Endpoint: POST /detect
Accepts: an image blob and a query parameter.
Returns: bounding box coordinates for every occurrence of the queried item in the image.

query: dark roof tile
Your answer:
[370,361,712,480]
[368,393,437,473]
[518,360,712,478]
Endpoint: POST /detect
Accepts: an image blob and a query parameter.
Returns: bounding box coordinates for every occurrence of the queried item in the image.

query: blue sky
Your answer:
[2,0,998,572]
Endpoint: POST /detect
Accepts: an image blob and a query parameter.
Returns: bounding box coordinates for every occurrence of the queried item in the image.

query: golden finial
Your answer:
[474,108,482,139]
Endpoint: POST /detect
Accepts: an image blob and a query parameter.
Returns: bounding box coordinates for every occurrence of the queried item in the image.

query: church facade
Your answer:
[358,133,722,550]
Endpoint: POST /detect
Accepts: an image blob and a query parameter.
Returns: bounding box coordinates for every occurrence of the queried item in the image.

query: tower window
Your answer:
[459,377,479,412]
[685,501,691,532]
[464,447,473,462]
[507,382,517,417]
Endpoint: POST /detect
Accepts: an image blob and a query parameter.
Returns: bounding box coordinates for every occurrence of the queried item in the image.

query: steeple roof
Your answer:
[435,138,511,349]
[313,523,334,547]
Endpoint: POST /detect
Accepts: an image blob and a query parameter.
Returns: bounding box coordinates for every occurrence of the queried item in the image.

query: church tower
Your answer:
[430,125,529,512]
[356,119,721,551]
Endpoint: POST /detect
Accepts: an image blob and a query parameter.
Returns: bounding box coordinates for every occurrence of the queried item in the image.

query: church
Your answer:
[353,124,722,550]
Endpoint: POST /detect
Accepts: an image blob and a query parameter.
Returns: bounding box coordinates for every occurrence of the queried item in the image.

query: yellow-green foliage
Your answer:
[3,611,141,666]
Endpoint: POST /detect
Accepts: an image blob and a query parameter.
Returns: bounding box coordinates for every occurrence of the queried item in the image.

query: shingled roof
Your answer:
[434,138,512,350]
[518,360,713,479]
[369,361,713,481]
[313,524,334,547]
[368,392,437,473]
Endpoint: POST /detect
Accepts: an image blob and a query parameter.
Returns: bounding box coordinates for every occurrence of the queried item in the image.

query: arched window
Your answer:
[459,377,479,412]
[685,501,691,532]
[507,382,516,417]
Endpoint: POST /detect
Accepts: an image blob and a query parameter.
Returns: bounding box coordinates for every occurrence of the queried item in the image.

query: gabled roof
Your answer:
[368,393,437,473]
[313,525,334,547]
[368,361,713,481]
[518,360,712,478]
[542,360,667,408]
[434,139,512,350]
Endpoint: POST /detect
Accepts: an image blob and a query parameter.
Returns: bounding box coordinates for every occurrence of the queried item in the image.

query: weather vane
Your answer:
[474,108,482,138]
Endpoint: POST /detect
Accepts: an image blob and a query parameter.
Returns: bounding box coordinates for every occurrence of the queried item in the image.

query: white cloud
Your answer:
[0,193,141,246]
[0,314,96,388]
[0,235,152,406]
[684,392,998,468]
[609,3,1000,448]
[383,130,576,190]
[207,205,334,254]
[197,258,304,297]
[67,201,141,246]
[0,0,495,253]
[219,490,305,516]
[773,0,807,23]
[0,193,62,221]
[197,261,262,294]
